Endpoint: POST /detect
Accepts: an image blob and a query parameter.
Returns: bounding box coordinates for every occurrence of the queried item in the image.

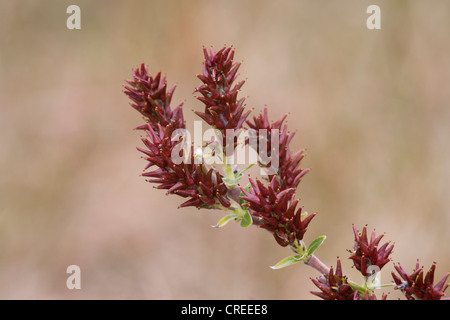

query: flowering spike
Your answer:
[195,46,250,133]
[246,107,308,190]
[310,259,356,300]
[392,261,449,300]
[241,177,315,247]
[349,225,394,277]
[124,63,184,131]
[125,62,232,210]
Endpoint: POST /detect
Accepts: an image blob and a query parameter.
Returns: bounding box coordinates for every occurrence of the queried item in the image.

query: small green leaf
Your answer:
[237,163,255,177]
[307,235,326,256]
[212,213,237,228]
[348,281,367,295]
[270,254,306,270]
[240,210,252,228]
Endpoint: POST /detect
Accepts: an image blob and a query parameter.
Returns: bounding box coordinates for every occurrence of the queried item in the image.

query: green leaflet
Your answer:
[212,207,252,229]
[269,236,326,270]
[307,235,326,256]
[270,254,306,270]
[348,280,367,296]
[240,210,252,228]
[236,163,255,178]
[212,213,237,228]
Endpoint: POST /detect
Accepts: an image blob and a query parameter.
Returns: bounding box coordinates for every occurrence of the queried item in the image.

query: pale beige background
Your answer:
[0,0,449,299]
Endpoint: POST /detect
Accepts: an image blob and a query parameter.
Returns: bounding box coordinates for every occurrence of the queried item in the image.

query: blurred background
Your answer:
[0,0,449,299]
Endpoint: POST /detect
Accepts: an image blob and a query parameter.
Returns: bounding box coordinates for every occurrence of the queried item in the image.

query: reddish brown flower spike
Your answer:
[240,176,316,247]
[392,261,449,300]
[195,46,251,131]
[246,107,309,190]
[311,259,387,300]
[139,122,229,209]
[349,225,394,277]
[125,63,231,210]
[124,63,184,131]
[310,259,355,300]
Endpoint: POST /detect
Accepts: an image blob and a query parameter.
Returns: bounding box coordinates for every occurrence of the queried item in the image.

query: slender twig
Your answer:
[304,254,330,275]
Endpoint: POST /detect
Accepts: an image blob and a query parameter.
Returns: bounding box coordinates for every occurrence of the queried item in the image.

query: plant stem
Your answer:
[304,254,330,275]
